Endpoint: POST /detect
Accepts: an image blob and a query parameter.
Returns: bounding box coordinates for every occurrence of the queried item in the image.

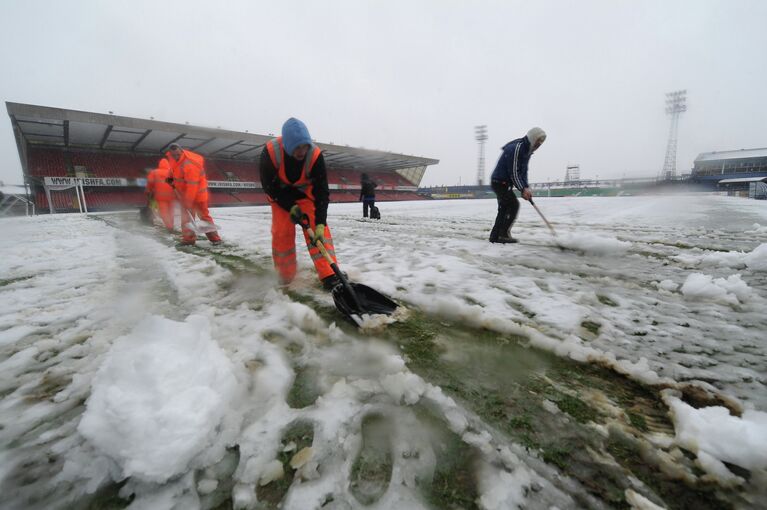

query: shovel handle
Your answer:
[298,215,363,310]
[298,215,334,264]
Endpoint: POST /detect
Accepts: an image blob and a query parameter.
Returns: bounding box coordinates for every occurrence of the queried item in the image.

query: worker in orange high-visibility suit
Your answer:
[165,143,222,245]
[260,118,339,289]
[145,158,176,231]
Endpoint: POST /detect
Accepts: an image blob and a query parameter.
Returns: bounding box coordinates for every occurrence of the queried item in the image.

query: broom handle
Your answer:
[530,199,557,236]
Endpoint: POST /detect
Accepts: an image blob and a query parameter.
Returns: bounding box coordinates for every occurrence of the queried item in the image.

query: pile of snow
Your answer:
[673,243,767,272]
[743,243,767,271]
[664,393,767,477]
[78,315,242,483]
[680,273,752,305]
[655,279,679,292]
[745,223,767,234]
[555,232,632,255]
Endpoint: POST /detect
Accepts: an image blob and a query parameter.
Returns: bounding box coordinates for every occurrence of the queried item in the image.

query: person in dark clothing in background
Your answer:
[488,127,546,243]
[359,173,377,218]
[260,117,341,290]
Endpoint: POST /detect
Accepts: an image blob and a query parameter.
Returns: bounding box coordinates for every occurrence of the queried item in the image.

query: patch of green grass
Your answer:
[424,429,480,510]
[597,295,619,307]
[257,421,314,508]
[85,479,133,509]
[606,435,733,510]
[581,320,601,335]
[508,415,534,431]
[555,394,598,424]
[24,372,72,403]
[389,312,442,365]
[0,275,34,287]
[463,296,483,307]
[541,443,573,470]
[518,432,540,451]
[627,412,648,432]
[287,366,321,409]
[349,414,393,505]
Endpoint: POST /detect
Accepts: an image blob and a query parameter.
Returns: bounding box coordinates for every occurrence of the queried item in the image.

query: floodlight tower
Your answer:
[661,90,687,180]
[475,125,488,186]
[565,164,580,183]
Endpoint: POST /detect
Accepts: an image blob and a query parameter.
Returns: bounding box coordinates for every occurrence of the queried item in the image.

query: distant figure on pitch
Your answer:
[360,173,378,218]
[165,143,222,246]
[260,118,341,290]
[145,158,176,231]
[489,127,546,243]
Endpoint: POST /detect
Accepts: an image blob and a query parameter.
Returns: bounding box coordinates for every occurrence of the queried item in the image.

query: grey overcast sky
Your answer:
[1,0,766,187]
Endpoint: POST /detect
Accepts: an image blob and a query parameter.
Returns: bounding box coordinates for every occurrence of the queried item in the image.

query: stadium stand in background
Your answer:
[6,102,438,213]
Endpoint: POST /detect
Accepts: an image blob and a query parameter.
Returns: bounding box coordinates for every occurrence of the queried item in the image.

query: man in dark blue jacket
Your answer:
[488,127,546,243]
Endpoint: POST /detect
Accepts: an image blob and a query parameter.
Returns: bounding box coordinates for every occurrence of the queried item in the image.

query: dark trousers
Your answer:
[490,180,519,240]
[362,196,375,217]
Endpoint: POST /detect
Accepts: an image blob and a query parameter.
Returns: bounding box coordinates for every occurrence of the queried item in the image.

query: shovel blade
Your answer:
[332,282,398,323]
[184,221,219,235]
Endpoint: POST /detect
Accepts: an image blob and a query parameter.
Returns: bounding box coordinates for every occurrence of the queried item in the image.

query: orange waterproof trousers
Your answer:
[271,198,337,284]
[156,200,175,231]
[181,199,221,243]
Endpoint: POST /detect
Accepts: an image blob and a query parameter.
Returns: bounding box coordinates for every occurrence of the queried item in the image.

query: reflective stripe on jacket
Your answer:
[265,137,321,203]
[167,149,208,207]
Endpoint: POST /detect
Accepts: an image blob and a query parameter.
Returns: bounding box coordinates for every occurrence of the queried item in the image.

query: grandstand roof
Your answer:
[695,148,767,162]
[6,102,438,171]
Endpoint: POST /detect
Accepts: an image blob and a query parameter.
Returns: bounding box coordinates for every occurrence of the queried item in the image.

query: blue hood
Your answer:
[282,117,312,155]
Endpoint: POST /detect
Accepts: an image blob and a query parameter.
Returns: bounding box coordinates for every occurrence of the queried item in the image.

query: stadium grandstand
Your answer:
[6,102,438,213]
[690,147,767,193]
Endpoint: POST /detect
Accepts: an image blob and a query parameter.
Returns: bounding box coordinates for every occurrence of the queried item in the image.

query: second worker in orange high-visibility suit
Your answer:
[145,158,176,231]
[260,118,339,289]
[165,143,222,245]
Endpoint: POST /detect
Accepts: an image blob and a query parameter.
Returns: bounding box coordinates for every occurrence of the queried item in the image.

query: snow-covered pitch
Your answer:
[1,195,766,509]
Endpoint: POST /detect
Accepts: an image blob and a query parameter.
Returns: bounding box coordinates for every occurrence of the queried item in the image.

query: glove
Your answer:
[165,177,174,186]
[313,224,326,244]
[522,188,533,201]
[289,204,303,224]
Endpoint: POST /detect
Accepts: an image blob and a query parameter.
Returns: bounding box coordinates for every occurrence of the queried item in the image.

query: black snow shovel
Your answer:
[298,215,399,326]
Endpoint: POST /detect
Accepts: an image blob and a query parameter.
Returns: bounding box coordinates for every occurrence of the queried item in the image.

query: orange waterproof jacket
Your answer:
[146,159,176,202]
[167,149,208,208]
[265,137,322,203]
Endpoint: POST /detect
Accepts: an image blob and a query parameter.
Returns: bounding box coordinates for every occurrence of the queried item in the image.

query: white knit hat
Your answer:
[526,127,546,146]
